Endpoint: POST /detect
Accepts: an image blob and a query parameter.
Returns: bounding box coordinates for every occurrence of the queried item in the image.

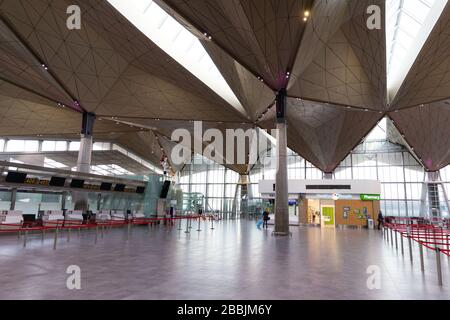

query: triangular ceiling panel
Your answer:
[288,0,387,110]
[258,98,383,172]
[157,0,313,90]
[389,101,450,171]
[202,41,275,121]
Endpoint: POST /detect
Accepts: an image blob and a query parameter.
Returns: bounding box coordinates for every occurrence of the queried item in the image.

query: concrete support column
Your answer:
[10,188,17,210]
[74,112,95,211]
[274,89,289,236]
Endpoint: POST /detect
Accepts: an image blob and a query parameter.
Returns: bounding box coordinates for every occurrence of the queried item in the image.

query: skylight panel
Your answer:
[107,0,246,116]
[386,0,448,102]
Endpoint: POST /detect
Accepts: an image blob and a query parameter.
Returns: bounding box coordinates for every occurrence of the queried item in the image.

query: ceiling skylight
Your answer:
[386,0,447,102]
[107,0,246,116]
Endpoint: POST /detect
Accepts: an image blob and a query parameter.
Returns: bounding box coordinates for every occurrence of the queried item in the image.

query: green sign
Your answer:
[322,206,335,226]
[360,194,381,201]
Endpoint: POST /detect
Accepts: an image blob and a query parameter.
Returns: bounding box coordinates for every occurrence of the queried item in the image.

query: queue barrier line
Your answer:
[0,214,212,234]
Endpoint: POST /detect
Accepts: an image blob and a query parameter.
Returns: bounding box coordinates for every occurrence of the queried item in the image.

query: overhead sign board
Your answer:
[360,194,381,201]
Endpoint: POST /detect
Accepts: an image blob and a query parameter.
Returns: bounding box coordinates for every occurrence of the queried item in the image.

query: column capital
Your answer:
[81,112,96,136]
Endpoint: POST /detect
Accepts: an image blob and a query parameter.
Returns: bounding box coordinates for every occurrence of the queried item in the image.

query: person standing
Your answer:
[377,210,384,230]
[263,208,270,229]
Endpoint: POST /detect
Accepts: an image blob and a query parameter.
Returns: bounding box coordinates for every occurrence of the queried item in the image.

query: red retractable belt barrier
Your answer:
[0,214,210,234]
[383,217,450,257]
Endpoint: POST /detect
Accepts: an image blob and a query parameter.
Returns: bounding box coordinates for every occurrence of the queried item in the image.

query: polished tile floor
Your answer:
[0,220,449,300]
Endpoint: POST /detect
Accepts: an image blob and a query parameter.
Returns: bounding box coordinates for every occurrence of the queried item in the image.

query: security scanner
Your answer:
[42,210,65,227]
[65,210,84,225]
[111,210,126,221]
[96,210,111,222]
[0,210,24,230]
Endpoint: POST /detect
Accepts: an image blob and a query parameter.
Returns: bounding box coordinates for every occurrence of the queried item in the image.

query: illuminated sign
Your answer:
[360,194,381,201]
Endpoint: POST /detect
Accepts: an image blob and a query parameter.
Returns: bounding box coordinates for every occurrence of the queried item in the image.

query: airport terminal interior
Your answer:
[0,0,450,300]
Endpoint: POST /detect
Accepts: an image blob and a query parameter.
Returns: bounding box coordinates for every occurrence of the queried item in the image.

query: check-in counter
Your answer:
[65,210,84,225]
[132,211,145,220]
[96,210,111,222]
[111,210,126,221]
[0,210,24,230]
[42,210,65,227]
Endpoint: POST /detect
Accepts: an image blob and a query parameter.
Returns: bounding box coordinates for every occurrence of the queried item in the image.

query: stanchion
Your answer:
[188,216,193,229]
[148,221,152,233]
[78,227,81,237]
[395,229,398,250]
[17,230,21,239]
[42,228,45,242]
[178,216,183,231]
[53,226,59,250]
[447,234,449,256]
[400,232,404,256]
[67,227,71,242]
[23,228,28,248]
[390,228,393,246]
[197,216,202,232]
[101,224,104,239]
[406,222,413,262]
[127,221,131,240]
[436,248,443,286]
[211,215,215,230]
[419,241,424,272]
[184,216,190,234]
[95,225,98,244]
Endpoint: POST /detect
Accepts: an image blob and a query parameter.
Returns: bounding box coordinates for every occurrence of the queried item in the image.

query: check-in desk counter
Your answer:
[96,210,111,222]
[42,210,65,227]
[111,210,126,221]
[0,210,24,230]
[65,210,84,226]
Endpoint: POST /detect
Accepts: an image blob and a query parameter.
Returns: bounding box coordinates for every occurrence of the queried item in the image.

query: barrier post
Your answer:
[189,216,193,229]
[407,223,413,262]
[436,248,443,286]
[53,226,59,250]
[447,234,449,255]
[148,220,152,233]
[78,226,81,237]
[23,228,28,248]
[184,216,190,234]
[395,229,398,251]
[95,225,98,244]
[17,229,21,239]
[67,226,71,242]
[197,216,201,232]
[419,241,425,272]
[42,228,45,242]
[101,224,104,239]
[390,228,393,246]
[178,216,182,231]
[127,221,131,240]
[400,232,404,256]
[211,215,215,230]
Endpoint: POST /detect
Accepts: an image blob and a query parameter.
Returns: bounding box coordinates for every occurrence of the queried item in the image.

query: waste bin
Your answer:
[367,219,374,229]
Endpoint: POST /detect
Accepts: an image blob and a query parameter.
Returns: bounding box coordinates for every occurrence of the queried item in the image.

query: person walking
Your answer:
[263,208,270,229]
[377,210,384,230]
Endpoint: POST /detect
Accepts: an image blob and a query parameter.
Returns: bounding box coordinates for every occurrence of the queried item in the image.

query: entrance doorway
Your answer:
[321,205,335,228]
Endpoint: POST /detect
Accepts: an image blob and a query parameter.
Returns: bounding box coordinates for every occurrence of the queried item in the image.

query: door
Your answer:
[321,205,335,228]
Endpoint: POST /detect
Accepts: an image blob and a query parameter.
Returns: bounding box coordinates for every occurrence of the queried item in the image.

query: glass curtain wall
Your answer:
[178,156,240,216]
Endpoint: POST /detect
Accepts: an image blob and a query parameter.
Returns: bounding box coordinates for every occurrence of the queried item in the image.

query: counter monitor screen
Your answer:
[70,179,85,188]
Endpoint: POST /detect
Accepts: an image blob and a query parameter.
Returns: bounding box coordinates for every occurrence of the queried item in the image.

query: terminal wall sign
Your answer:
[360,194,381,201]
